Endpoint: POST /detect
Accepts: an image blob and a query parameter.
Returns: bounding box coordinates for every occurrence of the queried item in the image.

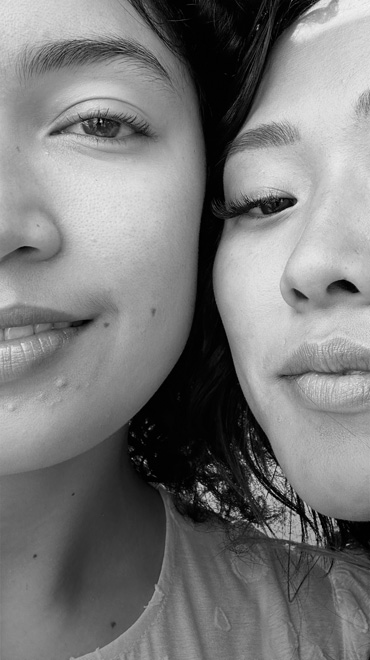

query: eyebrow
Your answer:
[227,88,370,161]
[355,89,370,120]
[16,37,173,90]
[227,121,301,158]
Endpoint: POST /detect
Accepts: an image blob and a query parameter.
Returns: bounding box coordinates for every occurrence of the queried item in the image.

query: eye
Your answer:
[213,193,297,221]
[248,196,295,218]
[51,108,153,145]
[67,116,131,139]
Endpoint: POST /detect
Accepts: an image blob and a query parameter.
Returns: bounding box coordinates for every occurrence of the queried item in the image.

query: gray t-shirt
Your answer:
[71,489,370,660]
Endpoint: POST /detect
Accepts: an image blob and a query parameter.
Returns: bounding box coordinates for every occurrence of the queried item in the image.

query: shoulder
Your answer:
[163,512,345,660]
[167,501,370,659]
[163,495,330,615]
[328,551,370,657]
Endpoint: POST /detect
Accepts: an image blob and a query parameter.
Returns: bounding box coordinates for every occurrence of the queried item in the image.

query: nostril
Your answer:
[17,246,33,253]
[327,279,359,294]
[292,287,308,300]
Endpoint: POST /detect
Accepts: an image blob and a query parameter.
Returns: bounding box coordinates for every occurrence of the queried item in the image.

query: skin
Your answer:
[214,0,370,523]
[0,1,205,658]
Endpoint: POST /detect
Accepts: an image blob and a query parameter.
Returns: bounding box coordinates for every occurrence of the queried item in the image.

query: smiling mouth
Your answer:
[0,309,92,385]
[0,320,85,342]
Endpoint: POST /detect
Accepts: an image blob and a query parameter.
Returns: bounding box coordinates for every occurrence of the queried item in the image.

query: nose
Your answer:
[280,179,370,310]
[0,160,61,265]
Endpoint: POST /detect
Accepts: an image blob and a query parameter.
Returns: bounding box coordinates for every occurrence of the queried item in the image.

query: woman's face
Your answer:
[215,0,370,520]
[0,0,205,473]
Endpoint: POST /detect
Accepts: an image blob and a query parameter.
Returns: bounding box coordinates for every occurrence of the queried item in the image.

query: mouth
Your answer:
[281,338,370,376]
[280,338,370,412]
[0,306,92,385]
[0,320,85,342]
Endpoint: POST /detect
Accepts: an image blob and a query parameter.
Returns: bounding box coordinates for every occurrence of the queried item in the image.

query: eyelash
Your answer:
[53,108,154,145]
[212,192,296,220]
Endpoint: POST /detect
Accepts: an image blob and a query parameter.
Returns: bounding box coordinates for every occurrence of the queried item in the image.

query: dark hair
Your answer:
[130,0,370,556]
[126,0,260,157]
[128,0,290,510]
[128,0,260,498]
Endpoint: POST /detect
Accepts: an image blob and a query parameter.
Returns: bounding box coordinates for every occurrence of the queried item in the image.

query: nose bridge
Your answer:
[0,142,35,214]
[280,167,370,307]
[301,173,358,251]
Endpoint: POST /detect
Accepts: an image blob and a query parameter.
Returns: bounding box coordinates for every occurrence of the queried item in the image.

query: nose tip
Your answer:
[281,274,362,310]
[0,150,62,265]
[0,209,62,264]
[276,160,370,309]
[279,198,370,309]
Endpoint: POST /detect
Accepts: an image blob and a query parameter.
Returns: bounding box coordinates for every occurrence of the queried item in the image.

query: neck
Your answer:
[0,428,165,650]
[1,428,126,567]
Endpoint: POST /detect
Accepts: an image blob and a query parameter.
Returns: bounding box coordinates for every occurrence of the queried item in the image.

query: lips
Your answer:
[280,338,370,412]
[0,306,91,384]
[0,305,86,329]
[280,338,370,376]
[0,321,84,342]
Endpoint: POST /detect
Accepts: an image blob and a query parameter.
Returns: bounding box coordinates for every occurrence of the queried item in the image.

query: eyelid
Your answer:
[213,191,296,221]
[49,101,156,142]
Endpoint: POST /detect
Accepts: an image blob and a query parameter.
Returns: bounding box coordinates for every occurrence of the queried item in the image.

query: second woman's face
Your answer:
[0,0,205,474]
[215,0,370,520]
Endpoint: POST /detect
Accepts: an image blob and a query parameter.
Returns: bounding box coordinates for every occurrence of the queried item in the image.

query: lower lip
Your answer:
[0,325,86,384]
[285,371,370,413]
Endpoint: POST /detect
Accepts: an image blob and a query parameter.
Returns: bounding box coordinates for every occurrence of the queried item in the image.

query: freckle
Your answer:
[16,145,21,152]
[55,377,68,389]
[151,308,156,317]
[33,554,38,559]
[103,322,110,328]
[110,621,116,629]
[71,492,75,497]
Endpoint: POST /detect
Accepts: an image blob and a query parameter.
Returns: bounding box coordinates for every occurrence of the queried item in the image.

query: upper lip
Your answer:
[0,305,86,329]
[280,338,370,376]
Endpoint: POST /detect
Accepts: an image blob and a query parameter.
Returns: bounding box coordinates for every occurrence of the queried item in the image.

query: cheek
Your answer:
[43,155,203,298]
[0,186,202,474]
[214,234,289,431]
[214,238,276,373]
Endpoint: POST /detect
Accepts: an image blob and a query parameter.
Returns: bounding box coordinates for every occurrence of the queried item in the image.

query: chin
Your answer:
[301,491,370,523]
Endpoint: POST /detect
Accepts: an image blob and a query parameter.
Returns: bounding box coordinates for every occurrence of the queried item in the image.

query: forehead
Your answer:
[246,0,370,127]
[0,0,188,95]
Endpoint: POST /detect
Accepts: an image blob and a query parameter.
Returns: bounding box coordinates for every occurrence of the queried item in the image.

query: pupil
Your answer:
[261,198,289,214]
[83,118,120,138]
